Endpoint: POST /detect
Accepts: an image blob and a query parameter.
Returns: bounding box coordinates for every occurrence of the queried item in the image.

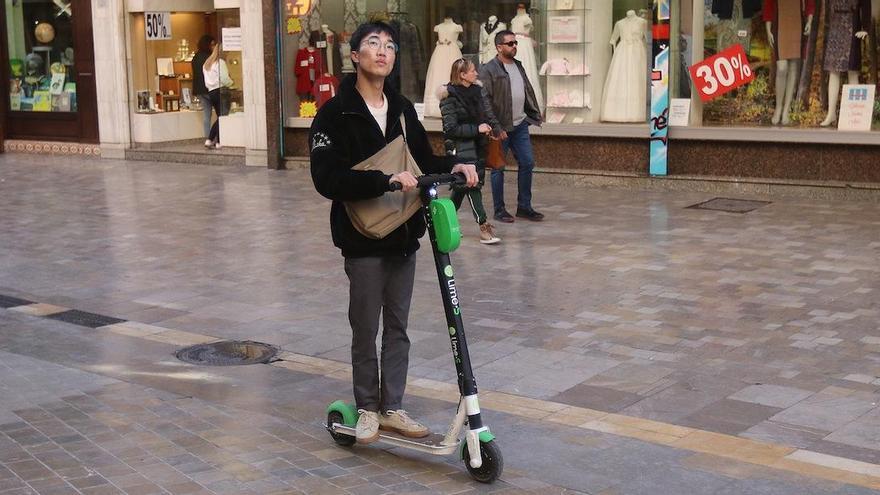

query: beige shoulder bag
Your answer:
[344,114,423,239]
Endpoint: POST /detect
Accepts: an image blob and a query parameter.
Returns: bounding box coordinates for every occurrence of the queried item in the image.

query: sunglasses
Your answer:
[497,41,518,47]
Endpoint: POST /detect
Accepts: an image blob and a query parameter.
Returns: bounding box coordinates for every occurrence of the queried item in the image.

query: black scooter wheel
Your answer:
[462,440,503,483]
[327,411,356,447]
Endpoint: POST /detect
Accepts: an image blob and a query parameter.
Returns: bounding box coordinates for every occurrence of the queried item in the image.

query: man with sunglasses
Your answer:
[478,30,544,223]
[310,21,478,445]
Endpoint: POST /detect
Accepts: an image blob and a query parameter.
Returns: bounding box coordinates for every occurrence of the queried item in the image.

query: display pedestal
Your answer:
[131,110,204,143]
[219,112,245,147]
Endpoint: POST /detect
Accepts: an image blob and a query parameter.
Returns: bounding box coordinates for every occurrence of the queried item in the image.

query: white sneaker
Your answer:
[213,142,222,149]
[379,410,430,438]
[204,139,213,148]
[355,410,380,444]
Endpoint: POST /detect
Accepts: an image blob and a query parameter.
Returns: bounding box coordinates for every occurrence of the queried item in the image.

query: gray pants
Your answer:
[344,255,416,412]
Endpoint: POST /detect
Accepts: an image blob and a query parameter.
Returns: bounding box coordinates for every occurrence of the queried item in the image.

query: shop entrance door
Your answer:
[0,0,99,143]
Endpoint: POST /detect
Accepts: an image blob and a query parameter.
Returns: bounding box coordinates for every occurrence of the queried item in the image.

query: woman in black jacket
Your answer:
[191,35,215,147]
[439,58,502,244]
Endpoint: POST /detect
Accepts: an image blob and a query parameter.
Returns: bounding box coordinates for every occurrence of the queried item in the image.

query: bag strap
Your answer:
[399,113,407,142]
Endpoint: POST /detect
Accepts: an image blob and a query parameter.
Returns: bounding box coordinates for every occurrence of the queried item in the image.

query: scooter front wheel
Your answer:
[462,440,503,483]
[327,411,356,447]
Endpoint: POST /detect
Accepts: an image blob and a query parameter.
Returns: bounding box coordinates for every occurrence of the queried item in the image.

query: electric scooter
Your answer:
[325,173,503,483]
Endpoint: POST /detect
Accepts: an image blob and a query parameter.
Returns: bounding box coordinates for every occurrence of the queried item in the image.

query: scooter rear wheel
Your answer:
[327,411,356,447]
[462,440,503,483]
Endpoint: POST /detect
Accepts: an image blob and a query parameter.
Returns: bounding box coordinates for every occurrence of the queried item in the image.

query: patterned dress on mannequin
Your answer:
[823,0,870,71]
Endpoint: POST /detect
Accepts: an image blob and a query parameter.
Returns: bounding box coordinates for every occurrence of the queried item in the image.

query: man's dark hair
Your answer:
[197,35,215,53]
[494,30,515,46]
[349,21,399,52]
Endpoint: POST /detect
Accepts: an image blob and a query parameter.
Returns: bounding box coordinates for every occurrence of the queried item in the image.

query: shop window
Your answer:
[5,0,77,113]
[128,9,244,145]
[682,0,879,131]
[280,0,653,127]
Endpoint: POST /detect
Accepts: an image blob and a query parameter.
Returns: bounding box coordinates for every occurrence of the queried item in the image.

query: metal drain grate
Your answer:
[0,294,34,308]
[175,341,279,366]
[45,310,126,328]
[687,197,771,213]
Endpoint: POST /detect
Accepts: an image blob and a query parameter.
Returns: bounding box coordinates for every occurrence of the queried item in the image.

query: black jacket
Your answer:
[711,0,761,20]
[438,82,500,163]
[191,50,210,95]
[478,57,542,131]
[310,74,456,258]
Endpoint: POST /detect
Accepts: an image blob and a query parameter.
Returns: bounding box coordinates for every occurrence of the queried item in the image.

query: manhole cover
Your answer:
[175,341,279,366]
[687,197,771,213]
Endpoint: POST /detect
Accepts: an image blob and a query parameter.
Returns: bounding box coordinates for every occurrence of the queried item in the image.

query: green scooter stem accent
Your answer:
[430,199,461,253]
[326,400,358,426]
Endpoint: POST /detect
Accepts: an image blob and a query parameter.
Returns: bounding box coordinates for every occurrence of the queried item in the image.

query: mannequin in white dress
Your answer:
[480,15,506,64]
[600,11,648,122]
[321,24,336,75]
[510,6,544,113]
[423,18,464,118]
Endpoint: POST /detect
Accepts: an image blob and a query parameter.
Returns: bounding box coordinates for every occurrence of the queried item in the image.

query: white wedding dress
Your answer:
[511,12,544,113]
[423,20,463,118]
[600,14,648,122]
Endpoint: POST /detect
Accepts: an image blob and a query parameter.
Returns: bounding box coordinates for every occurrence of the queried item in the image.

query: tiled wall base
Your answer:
[3,140,101,156]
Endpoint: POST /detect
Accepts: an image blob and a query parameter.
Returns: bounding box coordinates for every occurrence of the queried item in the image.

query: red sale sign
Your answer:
[689,44,755,102]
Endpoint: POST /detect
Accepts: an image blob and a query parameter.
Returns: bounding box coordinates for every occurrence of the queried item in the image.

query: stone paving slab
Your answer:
[1,310,879,494]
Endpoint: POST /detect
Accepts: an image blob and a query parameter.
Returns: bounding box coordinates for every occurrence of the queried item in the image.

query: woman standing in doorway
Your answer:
[202,43,233,149]
[191,35,215,146]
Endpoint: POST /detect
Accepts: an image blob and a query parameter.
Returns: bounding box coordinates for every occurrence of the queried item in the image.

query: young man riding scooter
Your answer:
[310,21,478,444]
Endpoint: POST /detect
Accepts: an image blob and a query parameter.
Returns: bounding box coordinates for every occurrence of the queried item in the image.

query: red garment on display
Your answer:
[311,74,340,108]
[762,0,815,21]
[294,47,324,95]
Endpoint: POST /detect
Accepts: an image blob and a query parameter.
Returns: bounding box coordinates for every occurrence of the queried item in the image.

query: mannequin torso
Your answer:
[510,10,532,36]
[480,16,507,64]
[435,18,463,44]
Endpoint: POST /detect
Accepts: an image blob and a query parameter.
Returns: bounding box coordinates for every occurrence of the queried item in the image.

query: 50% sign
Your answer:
[689,44,755,102]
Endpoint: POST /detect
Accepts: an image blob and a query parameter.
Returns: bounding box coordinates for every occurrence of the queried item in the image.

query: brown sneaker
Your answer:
[379,410,430,438]
[479,223,501,244]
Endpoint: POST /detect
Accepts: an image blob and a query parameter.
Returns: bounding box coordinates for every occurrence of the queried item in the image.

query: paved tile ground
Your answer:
[0,154,879,493]
[1,308,878,495]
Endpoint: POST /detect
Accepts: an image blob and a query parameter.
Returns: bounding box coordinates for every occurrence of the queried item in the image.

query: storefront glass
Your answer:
[280,0,653,127]
[5,0,77,113]
[127,8,244,144]
[679,0,879,131]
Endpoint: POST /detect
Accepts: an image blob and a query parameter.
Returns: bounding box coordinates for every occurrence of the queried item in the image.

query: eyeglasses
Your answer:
[360,37,399,53]
[498,41,518,47]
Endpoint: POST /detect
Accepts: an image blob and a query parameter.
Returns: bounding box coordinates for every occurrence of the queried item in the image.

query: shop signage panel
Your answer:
[689,44,755,102]
[222,27,243,51]
[838,84,876,131]
[669,98,691,127]
[145,12,172,41]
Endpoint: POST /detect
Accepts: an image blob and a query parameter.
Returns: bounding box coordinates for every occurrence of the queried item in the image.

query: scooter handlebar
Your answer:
[417,173,467,188]
[387,173,466,192]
